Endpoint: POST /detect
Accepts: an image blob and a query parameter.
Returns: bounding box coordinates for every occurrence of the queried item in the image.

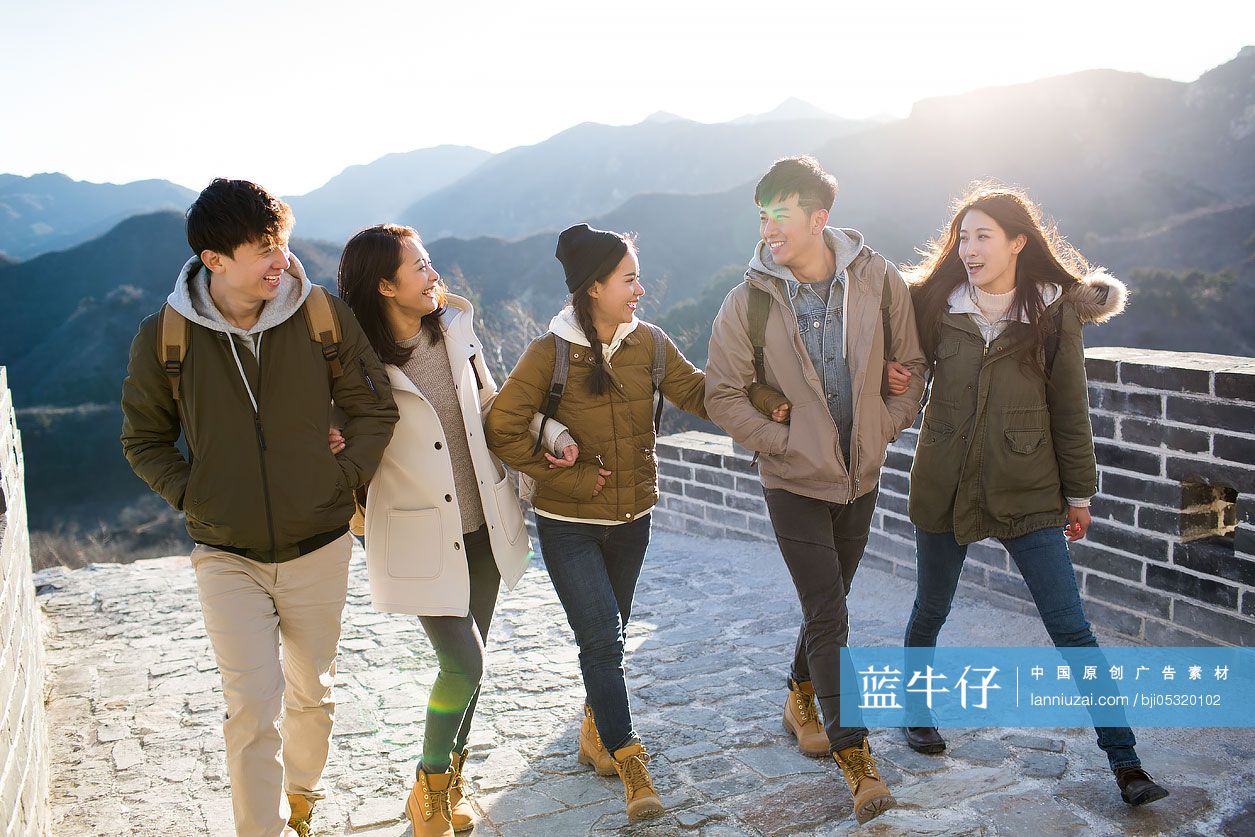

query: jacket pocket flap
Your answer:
[1004,429,1046,454]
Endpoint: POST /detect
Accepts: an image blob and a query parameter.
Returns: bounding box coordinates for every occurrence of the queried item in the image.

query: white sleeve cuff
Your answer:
[1065,496,1091,508]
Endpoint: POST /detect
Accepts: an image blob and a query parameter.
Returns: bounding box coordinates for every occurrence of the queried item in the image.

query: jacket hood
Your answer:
[1066,269,1128,324]
[167,254,313,337]
[749,226,865,283]
[548,306,639,359]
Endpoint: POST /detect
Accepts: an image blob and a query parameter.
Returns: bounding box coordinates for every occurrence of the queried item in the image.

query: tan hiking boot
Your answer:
[576,704,617,776]
[612,741,664,821]
[449,748,477,832]
[833,739,896,824]
[406,768,456,837]
[783,678,830,757]
[286,793,314,837]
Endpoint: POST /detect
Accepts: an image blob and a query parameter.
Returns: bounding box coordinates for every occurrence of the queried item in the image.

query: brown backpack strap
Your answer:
[302,285,344,378]
[157,303,190,401]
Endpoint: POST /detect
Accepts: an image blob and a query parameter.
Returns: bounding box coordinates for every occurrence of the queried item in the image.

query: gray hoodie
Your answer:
[166,254,313,357]
[749,226,865,360]
[166,253,314,414]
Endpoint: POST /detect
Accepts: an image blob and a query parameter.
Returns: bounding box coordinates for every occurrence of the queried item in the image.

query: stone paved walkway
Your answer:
[36,529,1255,836]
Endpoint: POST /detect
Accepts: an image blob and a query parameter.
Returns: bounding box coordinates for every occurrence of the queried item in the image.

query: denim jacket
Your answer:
[784,272,854,464]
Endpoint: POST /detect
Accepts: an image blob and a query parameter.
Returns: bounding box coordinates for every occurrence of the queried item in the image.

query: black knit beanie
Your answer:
[555,223,627,294]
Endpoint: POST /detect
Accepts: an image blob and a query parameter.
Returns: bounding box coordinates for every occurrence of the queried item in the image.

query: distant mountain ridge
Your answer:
[399,113,869,240]
[0,173,196,260]
[284,145,492,243]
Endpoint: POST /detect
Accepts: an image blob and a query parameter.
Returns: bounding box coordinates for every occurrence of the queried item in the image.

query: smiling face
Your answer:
[587,250,644,327]
[379,235,442,318]
[206,237,292,305]
[758,193,827,270]
[958,208,1026,293]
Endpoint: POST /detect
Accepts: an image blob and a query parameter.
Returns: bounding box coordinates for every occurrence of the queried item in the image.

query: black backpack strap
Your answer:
[643,322,667,433]
[533,334,571,454]
[1044,306,1066,378]
[747,286,772,384]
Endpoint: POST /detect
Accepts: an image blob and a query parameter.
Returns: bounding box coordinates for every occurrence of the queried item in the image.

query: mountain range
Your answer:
[0,172,195,260]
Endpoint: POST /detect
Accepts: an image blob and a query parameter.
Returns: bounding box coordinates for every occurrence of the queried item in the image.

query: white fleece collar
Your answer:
[947,281,1063,322]
[548,306,639,361]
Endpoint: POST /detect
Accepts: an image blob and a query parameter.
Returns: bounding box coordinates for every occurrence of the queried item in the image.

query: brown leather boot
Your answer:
[449,748,476,832]
[833,738,896,824]
[783,678,830,757]
[612,741,664,821]
[286,793,314,837]
[1115,766,1169,806]
[406,767,456,837]
[576,704,617,776]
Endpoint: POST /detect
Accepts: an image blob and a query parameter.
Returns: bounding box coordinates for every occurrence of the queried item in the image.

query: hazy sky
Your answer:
[2,1,1251,195]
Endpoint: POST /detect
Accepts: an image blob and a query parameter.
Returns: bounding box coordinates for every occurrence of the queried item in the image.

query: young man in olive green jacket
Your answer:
[121,179,398,837]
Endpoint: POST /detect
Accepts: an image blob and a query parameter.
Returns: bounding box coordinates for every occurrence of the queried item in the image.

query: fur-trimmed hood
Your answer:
[1066,269,1127,324]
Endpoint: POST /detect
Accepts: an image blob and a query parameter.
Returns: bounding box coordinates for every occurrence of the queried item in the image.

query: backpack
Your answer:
[156,283,345,401]
[531,322,669,455]
[747,254,896,396]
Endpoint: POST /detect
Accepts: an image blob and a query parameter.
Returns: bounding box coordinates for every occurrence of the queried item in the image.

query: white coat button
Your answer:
[813,321,821,328]
[624,513,631,519]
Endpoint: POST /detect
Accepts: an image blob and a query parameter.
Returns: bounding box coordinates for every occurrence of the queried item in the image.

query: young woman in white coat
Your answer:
[335,224,577,836]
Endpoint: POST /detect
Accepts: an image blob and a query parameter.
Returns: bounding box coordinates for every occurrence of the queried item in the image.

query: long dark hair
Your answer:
[337,224,445,366]
[571,233,637,396]
[908,182,1087,370]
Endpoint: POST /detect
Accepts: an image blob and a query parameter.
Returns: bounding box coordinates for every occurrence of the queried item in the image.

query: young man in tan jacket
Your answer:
[705,156,925,824]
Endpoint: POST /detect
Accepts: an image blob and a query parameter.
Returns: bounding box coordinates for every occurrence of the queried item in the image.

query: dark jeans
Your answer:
[536,513,651,754]
[418,525,500,774]
[763,486,879,753]
[906,526,1141,770]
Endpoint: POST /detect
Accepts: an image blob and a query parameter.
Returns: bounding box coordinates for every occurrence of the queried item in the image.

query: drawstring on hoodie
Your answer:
[227,333,267,450]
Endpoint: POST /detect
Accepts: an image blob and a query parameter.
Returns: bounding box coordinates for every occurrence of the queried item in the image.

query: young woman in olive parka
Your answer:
[898,184,1168,808]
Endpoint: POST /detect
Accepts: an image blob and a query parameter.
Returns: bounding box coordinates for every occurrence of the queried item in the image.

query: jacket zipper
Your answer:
[226,333,277,558]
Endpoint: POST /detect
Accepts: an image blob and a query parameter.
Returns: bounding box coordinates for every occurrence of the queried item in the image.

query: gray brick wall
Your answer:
[653,348,1255,647]
[0,367,49,836]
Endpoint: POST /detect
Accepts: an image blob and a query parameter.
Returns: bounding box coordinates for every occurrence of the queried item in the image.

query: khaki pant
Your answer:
[192,534,352,837]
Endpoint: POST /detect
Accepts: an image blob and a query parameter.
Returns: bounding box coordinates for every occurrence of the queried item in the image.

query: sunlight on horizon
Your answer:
[1,0,1251,195]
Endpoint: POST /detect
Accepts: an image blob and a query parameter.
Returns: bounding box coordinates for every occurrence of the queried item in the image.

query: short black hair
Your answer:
[186,178,294,258]
[754,155,838,213]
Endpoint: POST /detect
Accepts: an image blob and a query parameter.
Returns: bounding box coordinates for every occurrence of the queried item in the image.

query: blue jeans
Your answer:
[905,526,1141,770]
[535,513,651,754]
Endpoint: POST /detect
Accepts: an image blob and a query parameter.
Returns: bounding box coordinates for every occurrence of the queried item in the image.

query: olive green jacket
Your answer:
[908,271,1127,544]
[121,256,399,562]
